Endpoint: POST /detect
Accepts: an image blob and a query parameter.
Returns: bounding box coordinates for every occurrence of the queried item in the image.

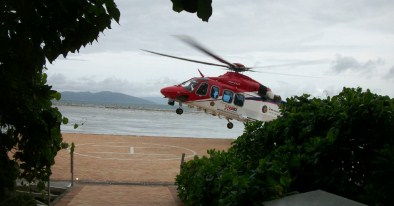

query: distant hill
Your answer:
[60,91,157,105]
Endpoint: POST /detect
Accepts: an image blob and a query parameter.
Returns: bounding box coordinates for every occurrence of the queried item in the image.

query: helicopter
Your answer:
[142,36,283,129]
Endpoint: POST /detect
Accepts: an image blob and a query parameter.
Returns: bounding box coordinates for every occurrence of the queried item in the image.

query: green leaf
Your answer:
[105,1,121,23]
[50,91,61,101]
[61,142,69,149]
[171,0,212,21]
[171,0,184,12]
[62,117,69,124]
[197,0,212,22]
[182,0,198,13]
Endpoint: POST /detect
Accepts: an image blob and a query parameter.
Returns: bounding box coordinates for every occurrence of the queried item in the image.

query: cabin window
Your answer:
[210,86,220,99]
[234,94,245,107]
[222,90,233,103]
[196,82,209,96]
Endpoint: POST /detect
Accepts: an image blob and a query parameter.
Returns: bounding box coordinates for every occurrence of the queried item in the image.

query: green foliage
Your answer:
[0,191,36,206]
[176,130,292,205]
[0,0,119,199]
[177,150,229,205]
[176,87,394,205]
[171,0,212,22]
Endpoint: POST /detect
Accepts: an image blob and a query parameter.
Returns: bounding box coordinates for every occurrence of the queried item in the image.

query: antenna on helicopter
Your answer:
[198,69,205,77]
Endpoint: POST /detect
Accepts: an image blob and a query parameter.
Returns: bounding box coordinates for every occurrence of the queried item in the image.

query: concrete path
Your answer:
[54,184,182,206]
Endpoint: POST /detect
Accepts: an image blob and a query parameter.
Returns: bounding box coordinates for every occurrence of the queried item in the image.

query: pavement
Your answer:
[51,133,233,205]
[54,184,182,206]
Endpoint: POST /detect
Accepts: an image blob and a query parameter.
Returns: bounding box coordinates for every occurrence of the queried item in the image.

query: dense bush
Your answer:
[0,191,36,206]
[176,87,394,205]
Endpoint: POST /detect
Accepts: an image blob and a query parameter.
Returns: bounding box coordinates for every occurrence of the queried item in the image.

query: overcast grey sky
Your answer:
[46,0,394,99]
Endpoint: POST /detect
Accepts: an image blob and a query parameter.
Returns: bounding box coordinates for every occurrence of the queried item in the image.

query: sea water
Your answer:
[58,105,244,139]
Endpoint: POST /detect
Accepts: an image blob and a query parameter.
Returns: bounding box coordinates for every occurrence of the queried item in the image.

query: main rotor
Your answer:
[141,35,253,73]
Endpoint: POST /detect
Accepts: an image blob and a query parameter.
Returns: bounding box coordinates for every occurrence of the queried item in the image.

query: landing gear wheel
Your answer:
[176,108,183,115]
[227,122,233,129]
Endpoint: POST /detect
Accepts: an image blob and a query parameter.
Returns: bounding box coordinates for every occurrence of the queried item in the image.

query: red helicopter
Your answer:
[142,36,283,129]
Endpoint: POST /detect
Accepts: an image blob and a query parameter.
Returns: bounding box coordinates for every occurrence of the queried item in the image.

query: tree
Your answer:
[176,88,394,205]
[0,0,120,200]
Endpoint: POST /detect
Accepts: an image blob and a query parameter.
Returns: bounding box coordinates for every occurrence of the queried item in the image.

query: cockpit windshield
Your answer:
[180,79,198,92]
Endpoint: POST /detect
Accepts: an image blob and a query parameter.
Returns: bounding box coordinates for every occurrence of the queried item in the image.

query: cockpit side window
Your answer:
[222,90,233,103]
[196,82,209,96]
[210,86,220,99]
[234,94,245,107]
[182,79,198,92]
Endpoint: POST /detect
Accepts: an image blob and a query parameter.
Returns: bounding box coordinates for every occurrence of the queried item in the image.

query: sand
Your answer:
[52,133,233,184]
[51,133,233,205]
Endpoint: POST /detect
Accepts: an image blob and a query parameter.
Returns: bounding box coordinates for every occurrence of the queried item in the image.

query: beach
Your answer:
[52,133,233,205]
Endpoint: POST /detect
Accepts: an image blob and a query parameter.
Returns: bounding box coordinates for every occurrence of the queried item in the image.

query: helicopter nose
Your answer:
[160,86,178,99]
[161,86,189,101]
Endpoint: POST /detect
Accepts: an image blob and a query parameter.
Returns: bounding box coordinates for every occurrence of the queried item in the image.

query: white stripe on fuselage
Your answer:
[183,92,280,122]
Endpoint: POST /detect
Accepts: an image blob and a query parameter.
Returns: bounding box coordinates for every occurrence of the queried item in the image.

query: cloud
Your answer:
[384,66,394,80]
[330,54,384,75]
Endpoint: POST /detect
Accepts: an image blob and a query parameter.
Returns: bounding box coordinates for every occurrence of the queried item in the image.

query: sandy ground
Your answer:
[52,133,233,205]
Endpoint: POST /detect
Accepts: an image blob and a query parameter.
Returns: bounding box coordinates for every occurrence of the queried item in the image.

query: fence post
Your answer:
[70,142,75,187]
[180,153,186,174]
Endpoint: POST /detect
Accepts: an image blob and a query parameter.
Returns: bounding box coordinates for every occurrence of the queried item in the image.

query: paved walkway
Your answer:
[52,133,233,205]
[54,184,182,206]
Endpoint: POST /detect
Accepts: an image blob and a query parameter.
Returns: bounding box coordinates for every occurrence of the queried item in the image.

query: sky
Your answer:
[46,0,394,99]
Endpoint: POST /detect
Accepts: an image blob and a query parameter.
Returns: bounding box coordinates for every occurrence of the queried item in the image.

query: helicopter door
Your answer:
[196,82,209,96]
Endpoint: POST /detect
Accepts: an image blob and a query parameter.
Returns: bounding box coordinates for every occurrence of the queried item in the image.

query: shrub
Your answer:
[176,87,394,205]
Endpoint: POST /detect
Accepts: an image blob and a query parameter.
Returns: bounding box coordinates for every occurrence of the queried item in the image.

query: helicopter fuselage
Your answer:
[160,71,282,128]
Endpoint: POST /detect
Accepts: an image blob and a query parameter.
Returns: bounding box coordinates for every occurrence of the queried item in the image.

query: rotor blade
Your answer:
[258,71,320,78]
[252,59,329,69]
[141,49,229,68]
[175,35,236,68]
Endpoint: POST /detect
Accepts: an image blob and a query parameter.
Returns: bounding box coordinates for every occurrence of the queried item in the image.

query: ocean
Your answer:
[57,105,244,139]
